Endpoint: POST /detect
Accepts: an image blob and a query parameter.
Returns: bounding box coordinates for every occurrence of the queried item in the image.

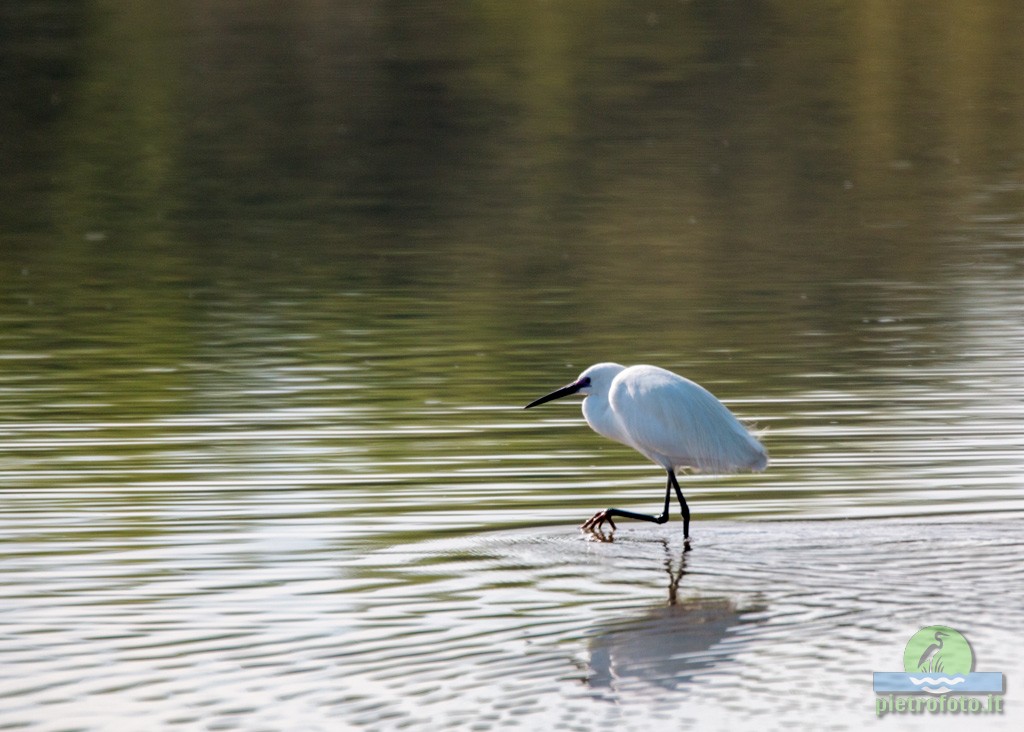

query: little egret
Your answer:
[525,363,767,538]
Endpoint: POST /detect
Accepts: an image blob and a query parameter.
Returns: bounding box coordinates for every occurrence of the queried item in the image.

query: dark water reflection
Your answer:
[586,597,749,696]
[2,2,1024,730]
[585,545,755,697]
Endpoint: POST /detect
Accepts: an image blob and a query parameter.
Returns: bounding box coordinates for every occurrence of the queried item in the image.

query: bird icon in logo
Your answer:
[915,629,951,673]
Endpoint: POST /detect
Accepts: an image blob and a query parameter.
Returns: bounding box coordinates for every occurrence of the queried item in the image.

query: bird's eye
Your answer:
[579,377,591,387]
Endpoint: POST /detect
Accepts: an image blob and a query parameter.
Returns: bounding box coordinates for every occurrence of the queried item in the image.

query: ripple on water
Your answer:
[4,518,1021,732]
[0,513,1023,728]
[334,519,1024,730]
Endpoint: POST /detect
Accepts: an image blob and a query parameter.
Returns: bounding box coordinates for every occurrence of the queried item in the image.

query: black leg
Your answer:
[668,469,691,539]
[580,475,674,531]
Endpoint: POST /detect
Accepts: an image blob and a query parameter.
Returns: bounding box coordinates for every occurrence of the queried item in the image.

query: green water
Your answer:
[2,2,1024,730]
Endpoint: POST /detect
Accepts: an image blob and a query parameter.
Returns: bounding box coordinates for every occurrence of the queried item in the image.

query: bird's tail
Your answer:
[745,422,769,472]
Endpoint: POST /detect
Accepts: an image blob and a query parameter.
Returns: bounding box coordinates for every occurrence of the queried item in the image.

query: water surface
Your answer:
[2,2,1024,730]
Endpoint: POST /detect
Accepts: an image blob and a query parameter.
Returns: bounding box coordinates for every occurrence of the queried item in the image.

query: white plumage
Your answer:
[525,362,767,537]
[585,363,767,474]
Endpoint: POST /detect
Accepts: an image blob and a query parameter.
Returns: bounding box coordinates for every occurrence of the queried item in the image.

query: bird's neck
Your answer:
[582,394,629,445]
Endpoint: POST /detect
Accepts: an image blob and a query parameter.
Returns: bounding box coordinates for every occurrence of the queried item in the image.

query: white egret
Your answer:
[525,363,767,537]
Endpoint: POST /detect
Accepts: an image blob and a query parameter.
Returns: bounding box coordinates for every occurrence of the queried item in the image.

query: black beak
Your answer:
[524,379,584,409]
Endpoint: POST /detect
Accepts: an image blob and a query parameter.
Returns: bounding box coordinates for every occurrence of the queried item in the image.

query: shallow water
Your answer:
[2,515,1023,731]
[3,2,1024,730]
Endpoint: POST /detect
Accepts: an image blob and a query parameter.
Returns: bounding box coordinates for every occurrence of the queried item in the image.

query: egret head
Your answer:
[524,363,625,408]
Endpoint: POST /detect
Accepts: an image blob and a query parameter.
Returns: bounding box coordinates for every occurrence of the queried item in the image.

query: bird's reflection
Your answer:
[583,541,756,694]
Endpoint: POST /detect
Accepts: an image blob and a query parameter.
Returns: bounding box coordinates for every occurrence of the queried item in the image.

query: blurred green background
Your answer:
[4,1,1024,413]
[2,0,1023,477]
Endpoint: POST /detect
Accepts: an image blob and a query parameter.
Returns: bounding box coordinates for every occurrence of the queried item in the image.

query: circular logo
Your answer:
[903,626,973,675]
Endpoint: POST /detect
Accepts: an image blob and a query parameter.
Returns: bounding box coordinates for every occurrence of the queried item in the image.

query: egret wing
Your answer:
[609,366,766,474]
